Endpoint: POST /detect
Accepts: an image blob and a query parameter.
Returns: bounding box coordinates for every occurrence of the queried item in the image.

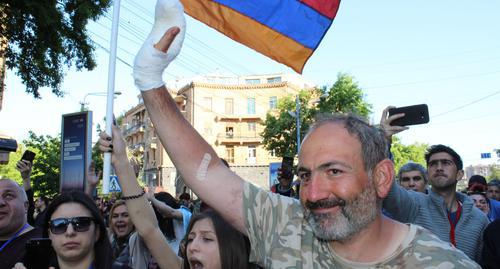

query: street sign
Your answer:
[481,153,491,159]
[109,175,121,193]
[60,111,92,193]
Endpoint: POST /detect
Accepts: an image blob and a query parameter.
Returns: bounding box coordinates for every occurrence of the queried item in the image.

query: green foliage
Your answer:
[316,73,372,118]
[488,165,500,180]
[261,73,372,158]
[0,0,111,98]
[0,146,24,182]
[23,131,61,197]
[390,136,429,173]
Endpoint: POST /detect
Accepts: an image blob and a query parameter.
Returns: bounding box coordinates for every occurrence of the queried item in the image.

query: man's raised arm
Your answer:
[133,0,245,233]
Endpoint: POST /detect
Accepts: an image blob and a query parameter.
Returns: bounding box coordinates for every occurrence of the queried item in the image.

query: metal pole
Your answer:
[103,0,121,195]
[296,95,301,153]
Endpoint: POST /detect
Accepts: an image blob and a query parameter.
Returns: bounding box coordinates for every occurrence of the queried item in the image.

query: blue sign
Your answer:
[481,153,491,159]
[269,162,281,189]
[109,175,122,193]
[60,111,92,193]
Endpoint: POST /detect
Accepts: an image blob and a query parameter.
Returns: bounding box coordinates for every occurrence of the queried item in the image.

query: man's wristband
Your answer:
[121,189,146,200]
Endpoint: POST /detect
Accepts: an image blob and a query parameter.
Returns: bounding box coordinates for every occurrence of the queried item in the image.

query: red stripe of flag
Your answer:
[300,0,341,19]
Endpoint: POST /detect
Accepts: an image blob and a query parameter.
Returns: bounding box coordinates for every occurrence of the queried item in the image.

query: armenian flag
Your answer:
[180,0,341,73]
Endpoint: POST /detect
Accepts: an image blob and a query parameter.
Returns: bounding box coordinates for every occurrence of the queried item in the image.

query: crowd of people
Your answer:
[2,0,500,268]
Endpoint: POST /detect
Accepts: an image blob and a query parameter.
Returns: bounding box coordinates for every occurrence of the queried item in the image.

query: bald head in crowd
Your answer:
[0,179,29,239]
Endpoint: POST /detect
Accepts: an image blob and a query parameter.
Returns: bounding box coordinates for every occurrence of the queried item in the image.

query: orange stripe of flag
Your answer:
[180,0,314,73]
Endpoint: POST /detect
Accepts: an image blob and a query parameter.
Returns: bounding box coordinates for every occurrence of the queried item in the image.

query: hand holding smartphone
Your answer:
[21,150,36,163]
[388,104,429,126]
[280,156,294,181]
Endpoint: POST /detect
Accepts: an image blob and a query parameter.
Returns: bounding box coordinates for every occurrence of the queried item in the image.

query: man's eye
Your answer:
[298,172,310,182]
[327,169,342,176]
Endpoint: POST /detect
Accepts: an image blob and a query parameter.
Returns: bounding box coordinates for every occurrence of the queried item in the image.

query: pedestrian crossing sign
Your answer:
[109,175,121,193]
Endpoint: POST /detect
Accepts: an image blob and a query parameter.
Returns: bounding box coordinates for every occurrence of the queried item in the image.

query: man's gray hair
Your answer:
[306,113,389,175]
[397,162,428,183]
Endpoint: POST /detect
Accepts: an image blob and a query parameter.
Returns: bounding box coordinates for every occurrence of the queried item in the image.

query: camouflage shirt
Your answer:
[243,182,480,268]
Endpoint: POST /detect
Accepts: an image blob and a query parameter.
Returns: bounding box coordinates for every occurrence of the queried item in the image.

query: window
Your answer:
[225,98,234,115]
[267,77,281,83]
[226,146,235,163]
[247,146,256,164]
[247,97,256,115]
[269,96,277,109]
[245,79,260,84]
[247,122,256,131]
[203,122,212,135]
[203,97,212,111]
[225,126,234,138]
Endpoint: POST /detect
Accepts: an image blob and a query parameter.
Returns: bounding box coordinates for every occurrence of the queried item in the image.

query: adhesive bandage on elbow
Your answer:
[133,0,186,91]
[196,153,212,181]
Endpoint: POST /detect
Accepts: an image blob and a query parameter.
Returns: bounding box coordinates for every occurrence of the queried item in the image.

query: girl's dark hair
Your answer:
[43,191,112,269]
[154,191,179,240]
[182,210,253,269]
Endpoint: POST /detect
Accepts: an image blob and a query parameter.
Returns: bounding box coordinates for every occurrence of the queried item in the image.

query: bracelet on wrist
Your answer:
[121,189,146,200]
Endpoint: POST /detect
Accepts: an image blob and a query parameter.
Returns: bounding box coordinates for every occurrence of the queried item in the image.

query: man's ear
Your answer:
[24,201,29,214]
[372,159,394,199]
[456,170,465,182]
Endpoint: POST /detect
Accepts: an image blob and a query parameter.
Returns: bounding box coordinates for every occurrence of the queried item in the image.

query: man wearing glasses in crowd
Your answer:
[380,107,489,262]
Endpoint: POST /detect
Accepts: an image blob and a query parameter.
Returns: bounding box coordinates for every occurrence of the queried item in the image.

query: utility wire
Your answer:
[432,89,500,118]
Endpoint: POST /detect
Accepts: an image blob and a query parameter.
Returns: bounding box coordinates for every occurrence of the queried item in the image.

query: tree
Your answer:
[390,136,429,173]
[0,0,111,98]
[23,131,61,197]
[261,73,372,158]
[0,145,24,182]
[488,165,500,180]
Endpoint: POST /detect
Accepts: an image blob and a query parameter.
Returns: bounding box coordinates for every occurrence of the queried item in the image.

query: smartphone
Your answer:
[280,156,294,181]
[21,150,36,163]
[24,238,54,269]
[388,104,429,126]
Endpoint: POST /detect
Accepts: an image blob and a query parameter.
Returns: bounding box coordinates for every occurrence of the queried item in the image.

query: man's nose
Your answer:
[305,174,330,202]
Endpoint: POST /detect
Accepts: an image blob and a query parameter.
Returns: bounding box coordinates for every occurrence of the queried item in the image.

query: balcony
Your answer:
[124,123,145,137]
[216,133,262,145]
[129,142,145,154]
[215,115,263,122]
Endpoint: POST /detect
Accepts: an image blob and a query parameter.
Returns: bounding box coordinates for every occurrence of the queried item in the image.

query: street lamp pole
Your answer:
[295,95,301,153]
[80,92,122,111]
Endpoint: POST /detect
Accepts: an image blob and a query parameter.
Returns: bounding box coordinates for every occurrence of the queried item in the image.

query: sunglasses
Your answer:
[49,216,95,234]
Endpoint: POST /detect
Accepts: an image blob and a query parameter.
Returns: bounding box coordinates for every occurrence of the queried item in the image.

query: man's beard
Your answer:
[304,183,379,242]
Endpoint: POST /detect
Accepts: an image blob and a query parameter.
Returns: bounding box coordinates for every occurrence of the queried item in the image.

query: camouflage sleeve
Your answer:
[242,181,302,265]
[409,226,481,269]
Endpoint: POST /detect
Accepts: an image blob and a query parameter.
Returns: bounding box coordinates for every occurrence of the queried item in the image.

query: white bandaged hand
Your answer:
[133,0,186,91]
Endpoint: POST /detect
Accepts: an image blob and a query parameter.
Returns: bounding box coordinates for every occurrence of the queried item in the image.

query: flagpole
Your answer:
[103,0,121,195]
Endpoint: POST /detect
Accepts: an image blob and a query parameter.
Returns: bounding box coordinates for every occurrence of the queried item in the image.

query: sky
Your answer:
[1,0,499,168]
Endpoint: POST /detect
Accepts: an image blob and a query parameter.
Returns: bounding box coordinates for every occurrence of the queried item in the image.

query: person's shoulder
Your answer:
[485,218,500,232]
[489,198,500,209]
[23,226,43,239]
[408,225,480,268]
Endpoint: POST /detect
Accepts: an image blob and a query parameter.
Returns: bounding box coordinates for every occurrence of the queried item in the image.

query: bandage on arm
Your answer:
[133,0,186,91]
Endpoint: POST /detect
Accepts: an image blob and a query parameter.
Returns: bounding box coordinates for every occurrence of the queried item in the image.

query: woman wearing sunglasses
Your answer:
[44,191,112,269]
[14,191,112,269]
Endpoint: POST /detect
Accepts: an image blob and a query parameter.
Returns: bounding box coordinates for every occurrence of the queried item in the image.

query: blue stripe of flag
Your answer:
[212,0,332,49]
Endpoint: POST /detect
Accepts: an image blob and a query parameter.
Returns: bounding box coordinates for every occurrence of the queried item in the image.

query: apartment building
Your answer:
[121,73,314,195]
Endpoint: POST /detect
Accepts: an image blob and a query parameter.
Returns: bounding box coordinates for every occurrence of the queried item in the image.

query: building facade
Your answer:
[121,73,314,195]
